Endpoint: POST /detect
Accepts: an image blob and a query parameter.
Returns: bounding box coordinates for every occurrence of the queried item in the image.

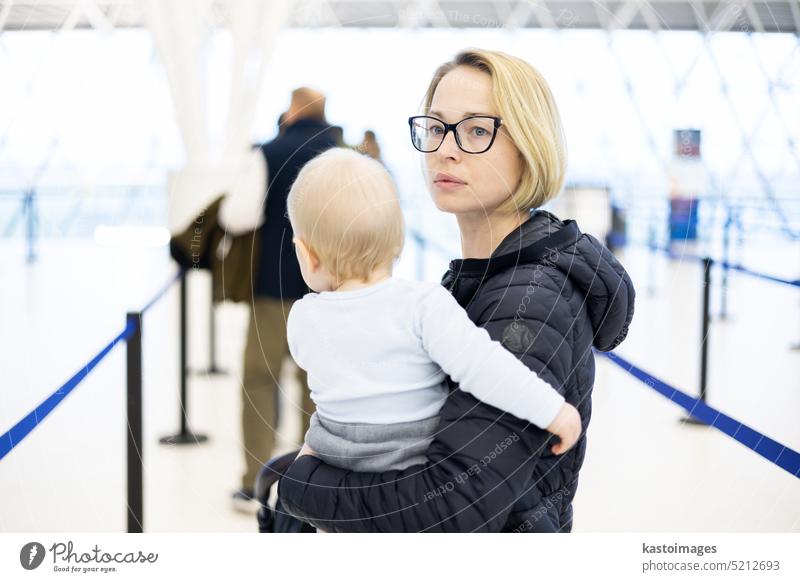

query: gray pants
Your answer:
[304,412,440,471]
[241,296,315,490]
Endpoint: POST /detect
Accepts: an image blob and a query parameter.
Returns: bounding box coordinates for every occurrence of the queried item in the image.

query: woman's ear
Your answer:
[293,236,320,272]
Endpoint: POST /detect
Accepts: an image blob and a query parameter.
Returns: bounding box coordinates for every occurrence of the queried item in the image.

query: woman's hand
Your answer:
[296,442,316,458]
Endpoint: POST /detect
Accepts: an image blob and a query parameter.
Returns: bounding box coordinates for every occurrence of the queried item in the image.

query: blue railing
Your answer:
[0,268,193,532]
[410,227,799,479]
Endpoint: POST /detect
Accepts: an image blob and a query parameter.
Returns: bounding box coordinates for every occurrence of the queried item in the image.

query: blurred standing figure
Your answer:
[329,125,345,146]
[234,87,338,511]
[277,112,287,137]
[356,129,382,162]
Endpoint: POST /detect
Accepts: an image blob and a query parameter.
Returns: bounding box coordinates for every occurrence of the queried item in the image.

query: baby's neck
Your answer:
[333,266,393,292]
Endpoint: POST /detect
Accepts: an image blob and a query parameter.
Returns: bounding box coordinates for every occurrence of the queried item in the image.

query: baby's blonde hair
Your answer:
[287,148,404,282]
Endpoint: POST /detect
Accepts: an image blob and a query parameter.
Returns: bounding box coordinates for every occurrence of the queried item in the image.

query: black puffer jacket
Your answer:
[279,209,635,532]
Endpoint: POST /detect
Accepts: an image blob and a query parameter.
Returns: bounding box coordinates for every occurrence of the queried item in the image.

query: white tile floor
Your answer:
[0,238,798,532]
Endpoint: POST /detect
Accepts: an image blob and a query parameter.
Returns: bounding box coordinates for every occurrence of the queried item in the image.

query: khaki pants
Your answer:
[241,296,315,490]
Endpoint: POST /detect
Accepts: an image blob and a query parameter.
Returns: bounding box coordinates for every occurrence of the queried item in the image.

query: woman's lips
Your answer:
[433,172,466,191]
[434,180,466,191]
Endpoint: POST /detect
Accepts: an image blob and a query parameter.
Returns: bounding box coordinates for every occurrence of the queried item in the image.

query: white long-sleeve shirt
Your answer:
[287,276,565,429]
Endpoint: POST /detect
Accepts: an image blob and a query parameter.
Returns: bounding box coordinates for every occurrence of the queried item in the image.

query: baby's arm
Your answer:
[286,299,306,371]
[418,285,567,431]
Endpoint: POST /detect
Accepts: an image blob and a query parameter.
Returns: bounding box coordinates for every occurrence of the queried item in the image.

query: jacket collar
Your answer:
[441,209,636,353]
[447,209,580,277]
[285,118,330,133]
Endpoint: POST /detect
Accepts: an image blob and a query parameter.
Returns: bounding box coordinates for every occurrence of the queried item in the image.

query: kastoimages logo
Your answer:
[20,542,46,570]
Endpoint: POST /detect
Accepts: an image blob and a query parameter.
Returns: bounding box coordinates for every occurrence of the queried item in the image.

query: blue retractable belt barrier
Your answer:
[0,271,182,461]
[642,242,800,289]
[0,322,136,461]
[599,350,800,479]
[141,270,184,313]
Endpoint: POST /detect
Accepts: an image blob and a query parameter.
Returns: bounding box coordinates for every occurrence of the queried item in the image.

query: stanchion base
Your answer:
[679,416,708,426]
[159,432,209,446]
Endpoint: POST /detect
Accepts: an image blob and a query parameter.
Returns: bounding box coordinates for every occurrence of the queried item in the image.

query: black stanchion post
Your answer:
[192,276,227,375]
[682,257,712,426]
[126,312,144,533]
[25,189,36,264]
[699,256,712,401]
[208,296,224,374]
[160,274,208,445]
[794,305,800,351]
[720,207,731,320]
[179,275,189,435]
[647,219,657,296]
[414,231,425,282]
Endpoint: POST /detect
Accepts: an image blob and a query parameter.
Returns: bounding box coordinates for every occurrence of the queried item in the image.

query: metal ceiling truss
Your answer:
[0,0,797,33]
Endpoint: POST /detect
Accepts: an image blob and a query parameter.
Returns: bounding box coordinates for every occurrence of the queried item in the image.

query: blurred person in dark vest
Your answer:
[233,87,339,512]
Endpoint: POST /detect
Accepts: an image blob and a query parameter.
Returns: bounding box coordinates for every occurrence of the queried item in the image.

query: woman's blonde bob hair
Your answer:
[287,147,404,283]
[423,49,567,213]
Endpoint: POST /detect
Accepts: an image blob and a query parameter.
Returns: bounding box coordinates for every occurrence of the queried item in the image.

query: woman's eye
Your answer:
[431,126,444,135]
[473,127,487,136]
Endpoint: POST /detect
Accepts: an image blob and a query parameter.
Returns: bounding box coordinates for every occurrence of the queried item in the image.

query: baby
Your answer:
[286,148,581,472]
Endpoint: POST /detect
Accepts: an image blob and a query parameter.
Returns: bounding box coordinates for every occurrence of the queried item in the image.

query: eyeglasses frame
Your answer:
[407,115,504,154]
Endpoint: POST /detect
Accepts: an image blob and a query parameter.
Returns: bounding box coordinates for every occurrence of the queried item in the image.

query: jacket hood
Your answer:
[496,209,634,351]
[455,209,635,352]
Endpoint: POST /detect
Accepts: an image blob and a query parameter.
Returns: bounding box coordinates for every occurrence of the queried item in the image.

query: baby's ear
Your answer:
[305,246,322,271]
[294,237,320,271]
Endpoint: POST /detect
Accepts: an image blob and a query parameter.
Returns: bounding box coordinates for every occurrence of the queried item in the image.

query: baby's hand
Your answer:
[546,402,581,455]
[296,442,316,458]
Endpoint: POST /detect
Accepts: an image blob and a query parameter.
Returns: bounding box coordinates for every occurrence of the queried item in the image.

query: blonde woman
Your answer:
[279,49,635,532]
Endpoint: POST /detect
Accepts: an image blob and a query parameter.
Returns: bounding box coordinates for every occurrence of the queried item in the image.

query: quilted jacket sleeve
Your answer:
[279,388,551,532]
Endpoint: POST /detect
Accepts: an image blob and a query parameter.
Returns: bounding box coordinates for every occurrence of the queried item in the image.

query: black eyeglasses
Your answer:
[408,115,503,154]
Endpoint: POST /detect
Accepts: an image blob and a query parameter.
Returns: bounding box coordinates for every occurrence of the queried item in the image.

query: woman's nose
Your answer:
[436,129,462,161]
